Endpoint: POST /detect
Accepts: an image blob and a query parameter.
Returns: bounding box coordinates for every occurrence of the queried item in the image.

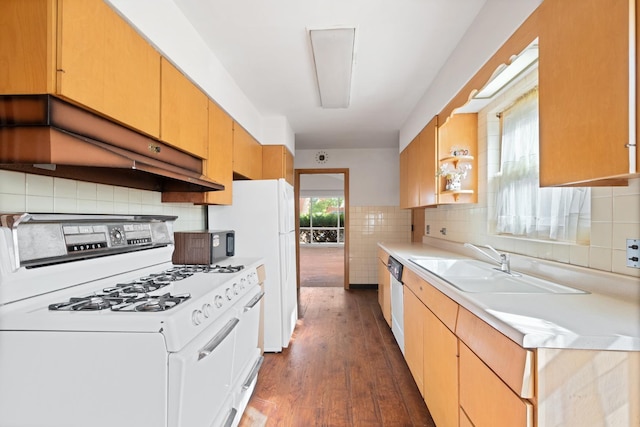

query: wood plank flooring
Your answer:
[239,287,435,427]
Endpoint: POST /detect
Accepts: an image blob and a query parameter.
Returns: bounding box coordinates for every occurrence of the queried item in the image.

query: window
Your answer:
[494,87,590,243]
[299,197,345,244]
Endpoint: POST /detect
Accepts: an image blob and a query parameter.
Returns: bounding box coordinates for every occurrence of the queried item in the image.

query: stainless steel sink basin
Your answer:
[408,258,588,294]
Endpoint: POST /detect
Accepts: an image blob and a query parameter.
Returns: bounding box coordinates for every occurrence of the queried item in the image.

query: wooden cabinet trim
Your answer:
[456,306,534,398]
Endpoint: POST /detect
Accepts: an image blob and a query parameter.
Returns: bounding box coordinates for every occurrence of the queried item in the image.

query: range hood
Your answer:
[0,95,224,193]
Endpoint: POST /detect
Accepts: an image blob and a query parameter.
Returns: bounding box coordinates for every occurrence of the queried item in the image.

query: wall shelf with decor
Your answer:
[437,113,478,204]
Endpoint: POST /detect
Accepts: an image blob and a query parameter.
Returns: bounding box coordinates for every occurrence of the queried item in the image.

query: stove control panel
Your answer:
[13,214,176,268]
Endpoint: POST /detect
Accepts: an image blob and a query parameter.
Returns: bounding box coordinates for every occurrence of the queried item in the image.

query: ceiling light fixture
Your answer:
[473,41,539,100]
[309,27,356,108]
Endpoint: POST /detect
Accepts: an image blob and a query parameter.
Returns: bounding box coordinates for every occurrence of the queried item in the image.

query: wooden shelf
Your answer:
[440,189,474,202]
[440,155,474,168]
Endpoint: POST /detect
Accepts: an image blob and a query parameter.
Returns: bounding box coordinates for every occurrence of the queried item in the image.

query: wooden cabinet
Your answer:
[456,307,534,427]
[403,286,425,394]
[538,0,638,186]
[262,145,294,185]
[399,148,410,209]
[233,123,263,180]
[405,134,421,208]
[400,116,438,209]
[202,101,234,205]
[418,117,438,206]
[403,268,459,426]
[376,248,391,326]
[437,113,478,204]
[459,342,533,427]
[423,306,458,427]
[160,59,208,158]
[0,0,161,138]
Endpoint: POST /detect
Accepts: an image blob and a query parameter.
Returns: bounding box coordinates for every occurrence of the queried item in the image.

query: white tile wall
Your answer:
[349,206,411,284]
[422,69,640,279]
[0,170,205,231]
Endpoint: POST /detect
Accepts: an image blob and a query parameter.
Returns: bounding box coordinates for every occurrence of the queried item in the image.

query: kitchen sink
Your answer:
[408,258,588,294]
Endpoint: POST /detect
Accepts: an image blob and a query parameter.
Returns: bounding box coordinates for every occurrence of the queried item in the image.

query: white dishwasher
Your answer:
[388,256,405,355]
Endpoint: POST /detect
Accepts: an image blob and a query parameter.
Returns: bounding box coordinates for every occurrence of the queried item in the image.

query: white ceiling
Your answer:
[169,0,493,150]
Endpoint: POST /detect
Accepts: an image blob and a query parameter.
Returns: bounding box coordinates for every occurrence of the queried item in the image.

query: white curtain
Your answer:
[495,88,590,243]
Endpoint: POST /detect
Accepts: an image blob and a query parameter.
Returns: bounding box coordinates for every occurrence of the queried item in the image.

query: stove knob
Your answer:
[202,303,212,318]
[233,283,239,295]
[214,295,223,308]
[225,288,233,300]
[192,309,203,326]
[240,278,247,289]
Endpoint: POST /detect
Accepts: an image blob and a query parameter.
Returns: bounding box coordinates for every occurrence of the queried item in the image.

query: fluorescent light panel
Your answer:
[309,28,355,108]
[474,43,539,99]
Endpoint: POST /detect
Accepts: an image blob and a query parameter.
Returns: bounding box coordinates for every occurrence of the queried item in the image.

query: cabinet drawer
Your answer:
[459,342,533,427]
[402,268,458,332]
[456,307,534,398]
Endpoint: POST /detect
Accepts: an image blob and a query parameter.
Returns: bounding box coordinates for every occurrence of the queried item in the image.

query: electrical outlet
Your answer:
[426,225,430,235]
[627,239,640,268]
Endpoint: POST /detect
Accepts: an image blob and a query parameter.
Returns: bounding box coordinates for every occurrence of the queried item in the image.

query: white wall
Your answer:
[294,148,399,206]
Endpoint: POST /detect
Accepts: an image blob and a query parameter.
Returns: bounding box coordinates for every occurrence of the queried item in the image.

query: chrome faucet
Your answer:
[464,243,514,274]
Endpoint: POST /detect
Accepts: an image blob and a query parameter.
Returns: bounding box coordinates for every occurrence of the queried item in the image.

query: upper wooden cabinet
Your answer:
[538,0,638,186]
[437,113,478,204]
[399,148,410,209]
[160,59,208,159]
[400,116,438,209]
[202,101,234,205]
[406,134,421,208]
[262,145,294,185]
[0,0,161,138]
[233,123,263,180]
[419,117,438,206]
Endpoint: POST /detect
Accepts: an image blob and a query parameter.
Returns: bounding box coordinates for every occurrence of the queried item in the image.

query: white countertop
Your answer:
[379,241,640,352]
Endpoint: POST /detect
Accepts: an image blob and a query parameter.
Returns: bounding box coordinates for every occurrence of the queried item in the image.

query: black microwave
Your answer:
[172,230,235,265]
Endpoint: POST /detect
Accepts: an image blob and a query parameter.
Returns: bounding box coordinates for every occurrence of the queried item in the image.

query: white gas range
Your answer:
[0,213,264,427]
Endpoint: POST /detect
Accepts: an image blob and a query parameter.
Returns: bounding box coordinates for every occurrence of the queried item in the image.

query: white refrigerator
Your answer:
[207,178,298,352]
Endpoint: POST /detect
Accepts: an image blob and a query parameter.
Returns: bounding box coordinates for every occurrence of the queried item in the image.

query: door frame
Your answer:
[295,168,350,290]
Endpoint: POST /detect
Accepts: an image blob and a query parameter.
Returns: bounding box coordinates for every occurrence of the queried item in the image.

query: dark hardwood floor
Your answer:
[239,287,435,427]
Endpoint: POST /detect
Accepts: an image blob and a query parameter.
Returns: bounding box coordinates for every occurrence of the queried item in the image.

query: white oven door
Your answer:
[168,307,238,427]
[231,288,264,386]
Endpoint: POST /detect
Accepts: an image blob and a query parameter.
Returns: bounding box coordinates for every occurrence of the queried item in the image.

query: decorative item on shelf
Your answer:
[449,146,470,157]
[438,163,472,191]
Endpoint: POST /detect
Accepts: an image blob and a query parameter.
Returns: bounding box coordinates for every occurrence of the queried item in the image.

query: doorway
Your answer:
[295,169,349,289]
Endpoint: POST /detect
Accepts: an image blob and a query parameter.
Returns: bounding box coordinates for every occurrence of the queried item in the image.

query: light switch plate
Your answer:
[626,239,640,268]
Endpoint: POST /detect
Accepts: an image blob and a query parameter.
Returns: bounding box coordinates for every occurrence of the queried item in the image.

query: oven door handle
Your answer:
[243,290,265,312]
[198,318,239,361]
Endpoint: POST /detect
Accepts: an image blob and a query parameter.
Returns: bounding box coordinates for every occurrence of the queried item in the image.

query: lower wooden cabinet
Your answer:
[377,249,391,326]
[459,342,533,427]
[403,287,425,394]
[423,306,458,427]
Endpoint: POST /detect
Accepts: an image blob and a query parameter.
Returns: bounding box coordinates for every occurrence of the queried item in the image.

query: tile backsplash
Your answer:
[349,206,411,284]
[0,170,205,231]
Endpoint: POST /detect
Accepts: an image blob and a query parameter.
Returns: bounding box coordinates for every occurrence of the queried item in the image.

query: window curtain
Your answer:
[495,88,590,243]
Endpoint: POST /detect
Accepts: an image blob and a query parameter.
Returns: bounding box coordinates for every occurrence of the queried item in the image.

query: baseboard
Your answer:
[348,283,378,290]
